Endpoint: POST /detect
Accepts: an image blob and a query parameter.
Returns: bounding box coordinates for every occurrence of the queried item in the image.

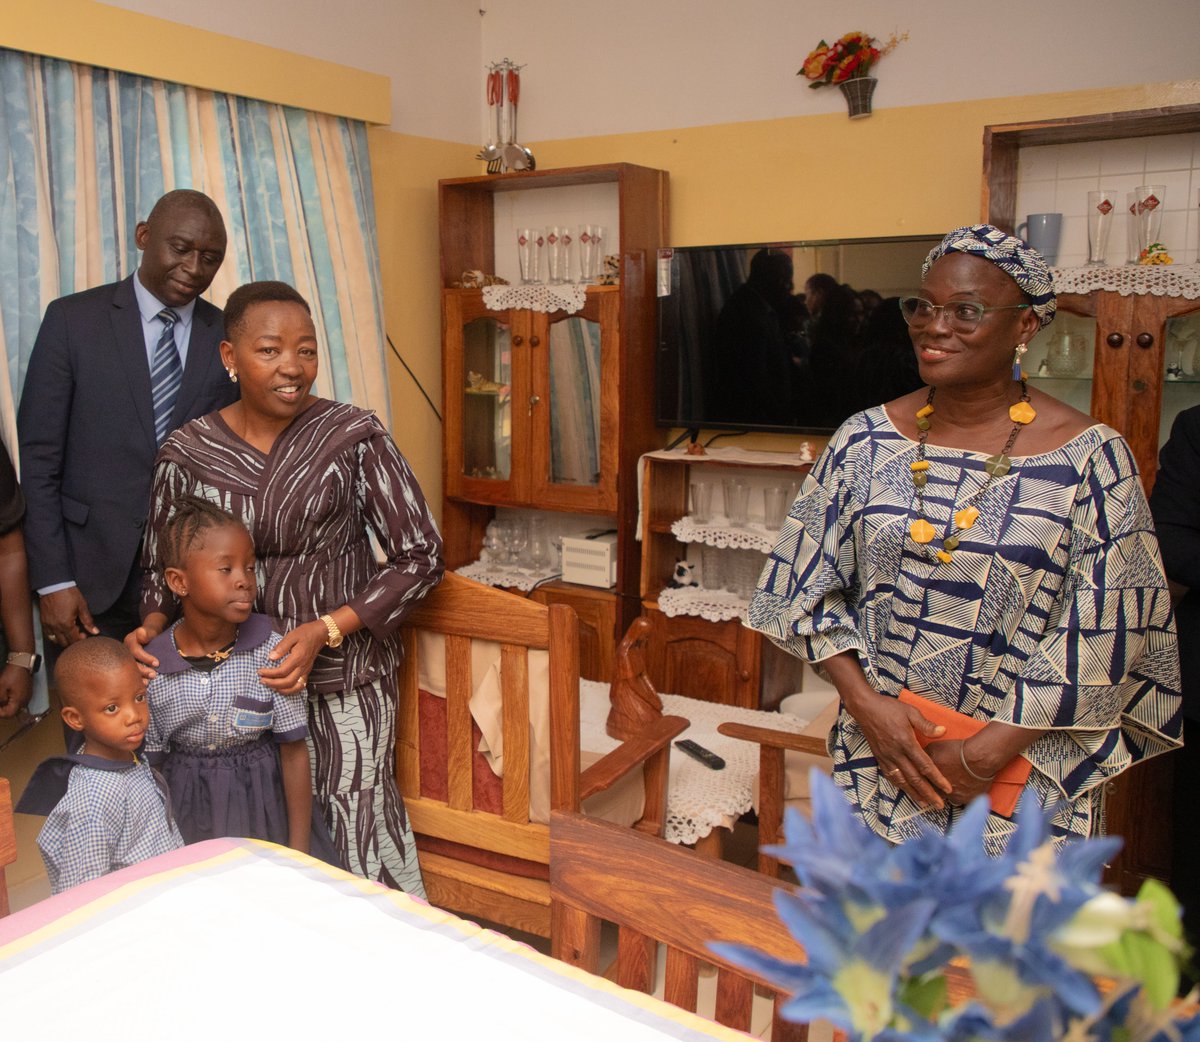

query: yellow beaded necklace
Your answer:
[909,379,1036,564]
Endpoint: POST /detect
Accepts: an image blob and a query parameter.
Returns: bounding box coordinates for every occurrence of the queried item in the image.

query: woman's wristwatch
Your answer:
[319,615,344,648]
[6,651,42,674]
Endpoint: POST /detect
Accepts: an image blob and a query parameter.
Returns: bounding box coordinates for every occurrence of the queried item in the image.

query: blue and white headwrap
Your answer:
[922,224,1057,329]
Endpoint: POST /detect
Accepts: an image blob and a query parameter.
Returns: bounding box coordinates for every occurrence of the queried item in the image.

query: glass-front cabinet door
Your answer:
[1057,290,1200,492]
[1025,310,1096,417]
[1158,307,1200,469]
[444,292,530,504]
[529,290,620,512]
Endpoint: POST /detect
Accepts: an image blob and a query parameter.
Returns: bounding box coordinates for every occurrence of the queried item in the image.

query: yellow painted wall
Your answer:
[0,0,389,122]
[368,131,478,512]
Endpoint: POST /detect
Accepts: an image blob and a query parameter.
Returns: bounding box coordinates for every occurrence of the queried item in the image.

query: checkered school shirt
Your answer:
[29,754,184,894]
[144,613,308,758]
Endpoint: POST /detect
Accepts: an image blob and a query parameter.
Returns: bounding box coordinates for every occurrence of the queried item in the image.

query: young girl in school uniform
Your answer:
[144,497,337,862]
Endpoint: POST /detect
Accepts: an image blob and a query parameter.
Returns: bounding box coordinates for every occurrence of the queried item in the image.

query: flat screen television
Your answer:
[655,235,943,436]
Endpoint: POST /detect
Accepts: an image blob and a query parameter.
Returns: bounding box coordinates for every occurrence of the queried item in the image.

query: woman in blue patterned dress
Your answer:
[749,226,1181,852]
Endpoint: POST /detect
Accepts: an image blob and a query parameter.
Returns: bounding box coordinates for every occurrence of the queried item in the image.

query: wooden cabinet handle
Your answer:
[528,394,540,416]
[739,670,751,682]
[529,335,541,347]
[1136,332,1154,348]
[512,334,524,346]
[1106,332,1124,348]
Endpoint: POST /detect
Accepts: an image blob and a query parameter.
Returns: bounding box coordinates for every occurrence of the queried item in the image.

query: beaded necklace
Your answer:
[908,379,1036,565]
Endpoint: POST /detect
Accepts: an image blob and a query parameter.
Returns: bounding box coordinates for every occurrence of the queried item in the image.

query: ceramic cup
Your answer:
[1015,213,1062,265]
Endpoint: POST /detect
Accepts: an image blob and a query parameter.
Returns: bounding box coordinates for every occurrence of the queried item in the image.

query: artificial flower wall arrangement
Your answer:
[799,30,908,118]
[717,772,1196,1041]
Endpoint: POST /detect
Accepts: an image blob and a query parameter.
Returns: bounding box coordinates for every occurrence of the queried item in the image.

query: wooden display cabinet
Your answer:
[639,451,812,709]
[439,164,668,678]
[982,107,1200,894]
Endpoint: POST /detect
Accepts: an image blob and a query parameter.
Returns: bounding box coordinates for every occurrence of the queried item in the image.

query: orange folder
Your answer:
[898,688,1032,818]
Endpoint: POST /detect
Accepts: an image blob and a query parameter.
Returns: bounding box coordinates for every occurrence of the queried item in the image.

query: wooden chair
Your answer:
[718,699,836,879]
[1,777,15,917]
[551,810,812,1039]
[396,573,687,939]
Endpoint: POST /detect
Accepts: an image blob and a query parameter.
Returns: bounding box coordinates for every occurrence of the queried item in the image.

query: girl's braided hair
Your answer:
[162,495,246,569]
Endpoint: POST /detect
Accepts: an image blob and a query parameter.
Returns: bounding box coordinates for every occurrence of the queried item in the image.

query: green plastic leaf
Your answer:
[898,973,947,1020]
[1137,878,1184,941]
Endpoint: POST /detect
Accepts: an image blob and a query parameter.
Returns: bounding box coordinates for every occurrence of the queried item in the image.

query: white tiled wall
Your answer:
[1015,133,1200,267]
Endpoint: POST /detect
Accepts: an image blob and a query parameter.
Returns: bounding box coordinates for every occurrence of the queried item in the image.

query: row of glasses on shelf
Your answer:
[694,546,766,601]
[1087,183,1174,265]
[481,515,557,572]
[689,478,795,530]
[516,225,605,284]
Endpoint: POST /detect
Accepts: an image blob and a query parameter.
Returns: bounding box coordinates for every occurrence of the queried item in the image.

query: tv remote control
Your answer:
[674,738,725,770]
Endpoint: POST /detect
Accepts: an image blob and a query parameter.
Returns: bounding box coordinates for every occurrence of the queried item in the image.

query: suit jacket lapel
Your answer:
[111,276,157,450]
[173,299,222,426]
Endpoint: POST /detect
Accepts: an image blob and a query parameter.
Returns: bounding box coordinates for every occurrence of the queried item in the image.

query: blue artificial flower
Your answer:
[714,890,937,1038]
[718,768,1187,1041]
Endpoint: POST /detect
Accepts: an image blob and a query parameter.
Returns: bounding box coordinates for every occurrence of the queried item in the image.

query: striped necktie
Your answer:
[150,308,182,444]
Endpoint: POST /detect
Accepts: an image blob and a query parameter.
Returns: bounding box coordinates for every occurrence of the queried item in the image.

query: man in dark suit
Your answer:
[1149,404,1200,954]
[18,189,239,661]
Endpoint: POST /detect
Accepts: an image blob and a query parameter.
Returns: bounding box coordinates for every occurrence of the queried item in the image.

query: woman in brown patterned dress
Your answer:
[127,281,443,893]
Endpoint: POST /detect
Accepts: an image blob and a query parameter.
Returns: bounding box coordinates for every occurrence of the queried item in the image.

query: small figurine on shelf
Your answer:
[666,559,698,589]
[798,441,815,463]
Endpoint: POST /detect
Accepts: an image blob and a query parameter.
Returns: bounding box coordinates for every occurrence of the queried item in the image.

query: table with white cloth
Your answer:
[579,683,835,848]
[0,838,750,1040]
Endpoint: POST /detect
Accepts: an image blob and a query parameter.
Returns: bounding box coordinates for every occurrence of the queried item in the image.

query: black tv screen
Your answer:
[655,236,942,435]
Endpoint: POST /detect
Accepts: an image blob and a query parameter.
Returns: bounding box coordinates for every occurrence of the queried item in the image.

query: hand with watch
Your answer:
[256,608,355,695]
[0,649,41,718]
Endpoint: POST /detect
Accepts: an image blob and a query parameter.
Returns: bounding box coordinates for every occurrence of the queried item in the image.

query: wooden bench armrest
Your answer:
[717,722,830,758]
[579,715,689,802]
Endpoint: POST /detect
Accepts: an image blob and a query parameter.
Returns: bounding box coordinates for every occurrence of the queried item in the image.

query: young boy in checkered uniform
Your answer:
[17,638,183,893]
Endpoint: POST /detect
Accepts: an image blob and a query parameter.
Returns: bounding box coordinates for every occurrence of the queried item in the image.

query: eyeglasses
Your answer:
[898,296,1031,333]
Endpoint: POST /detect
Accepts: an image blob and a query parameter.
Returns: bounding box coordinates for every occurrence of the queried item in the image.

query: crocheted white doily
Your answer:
[454,560,559,592]
[481,283,589,314]
[1051,265,1200,299]
[658,586,749,623]
[670,517,777,552]
[579,684,810,845]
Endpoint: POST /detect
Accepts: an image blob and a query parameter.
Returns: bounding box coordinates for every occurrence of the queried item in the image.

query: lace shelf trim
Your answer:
[481,283,590,314]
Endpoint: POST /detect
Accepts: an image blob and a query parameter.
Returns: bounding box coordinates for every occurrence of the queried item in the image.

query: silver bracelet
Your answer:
[959,740,996,782]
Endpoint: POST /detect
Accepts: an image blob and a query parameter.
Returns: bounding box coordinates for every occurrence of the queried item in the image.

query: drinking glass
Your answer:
[589,225,606,281]
[482,521,504,563]
[527,516,551,571]
[545,226,567,284]
[578,225,598,285]
[689,482,713,524]
[559,227,573,282]
[1124,192,1141,265]
[1135,184,1166,255]
[517,227,537,284]
[503,517,529,568]
[1086,189,1117,265]
[528,229,545,284]
[722,477,750,526]
[699,544,725,592]
[762,485,790,531]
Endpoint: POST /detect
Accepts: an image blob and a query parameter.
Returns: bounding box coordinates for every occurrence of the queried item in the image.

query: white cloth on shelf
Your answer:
[670,516,776,552]
[1050,265,1200,299]
[481,283,589,314]
[657,586,748,623]
[454,560,559,592]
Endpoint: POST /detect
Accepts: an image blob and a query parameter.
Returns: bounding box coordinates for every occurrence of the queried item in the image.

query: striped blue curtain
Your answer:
[0,46,391,457]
